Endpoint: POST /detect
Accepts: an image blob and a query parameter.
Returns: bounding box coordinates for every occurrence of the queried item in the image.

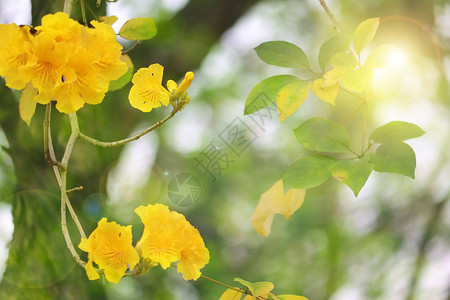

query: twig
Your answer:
[80,0,88,26]
[60,113,87,239]
[63,0,73,15]
[44,104,66,172]
[122,41,141,55]
[79,108,178,147]
[341,102,364,125]
[60,171,86,267]
[318,0,342,34]
[340,87,366,102]
[66,186,84,193]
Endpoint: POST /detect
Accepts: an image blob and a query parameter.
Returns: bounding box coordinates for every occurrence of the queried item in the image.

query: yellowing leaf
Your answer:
[219,288,244,300]
[251,179,305,237]
[311,78,339,105]
[277,295,309,300]
[19,82,38,126]
[341,65,373,93]
[353,18,380,54]
[234,278,274,297]
[99,15,118,25]
[323,66,345,86]
[276,80,311,123]
[331,52,357,69]
[243,294,271,300]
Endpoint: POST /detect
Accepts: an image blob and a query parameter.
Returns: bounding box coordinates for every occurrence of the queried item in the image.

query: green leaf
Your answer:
[109,54,134,91]
[329,160,374,196]
[369,121,425,144]
[353,18,380,54]
[318,35,350,69]
[234,278,274,297]
[245,75,299,115]
[276,80,311,123]
[119,17,157,40]
[277,295,309,300]
[283,155,336,190]
[370,142,416,178]
[254,41,310,68]
[294,117,351,153]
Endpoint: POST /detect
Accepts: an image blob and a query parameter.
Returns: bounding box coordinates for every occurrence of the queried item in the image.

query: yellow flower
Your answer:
[0,24,35,90]
[135,204,209,280]
[172,71,194,99]
[1,12,127,115]
[177,226,210,280]
[78,218,139,284]
[38,12,82,43]
[128,64,171,112]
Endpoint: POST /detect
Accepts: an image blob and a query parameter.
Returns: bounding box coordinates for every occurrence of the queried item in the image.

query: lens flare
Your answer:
[388,48,407,67]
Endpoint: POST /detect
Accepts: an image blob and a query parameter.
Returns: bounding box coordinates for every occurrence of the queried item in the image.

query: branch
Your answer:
[79,108,178,147]
[318,0,342,34]
[43,104,66,172]
[63,0,73,15]
[60,171,86,267]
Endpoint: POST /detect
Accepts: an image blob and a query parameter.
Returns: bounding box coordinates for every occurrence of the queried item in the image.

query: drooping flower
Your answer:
[135,204,209,280]
[128,64,171,112]
[0,24,35,90]
[78,218,139,284]
[0,12,127,116]
[177,225,210,281]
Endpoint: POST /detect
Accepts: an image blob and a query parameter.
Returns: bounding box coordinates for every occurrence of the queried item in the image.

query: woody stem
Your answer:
[318,0,342,34]
[78,108,179,147]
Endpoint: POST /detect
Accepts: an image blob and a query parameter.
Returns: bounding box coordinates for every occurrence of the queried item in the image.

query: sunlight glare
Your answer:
[388,48,408,68]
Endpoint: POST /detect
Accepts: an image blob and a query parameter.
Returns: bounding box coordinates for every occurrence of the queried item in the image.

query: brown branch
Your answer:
[318,0,342,34]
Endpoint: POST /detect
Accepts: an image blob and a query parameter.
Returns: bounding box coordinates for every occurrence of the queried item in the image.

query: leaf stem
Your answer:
[78,108,178,147]
[347,147,361,158]
[199,274,268,300]
[340,87,366,102]
[122,41,141,55]
[341,102,364,125]
[318,0,342,34]
[361,103,367,155]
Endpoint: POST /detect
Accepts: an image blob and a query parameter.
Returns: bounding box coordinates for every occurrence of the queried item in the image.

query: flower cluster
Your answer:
[135,203,210,281]
[78,204,209,283]
[0,12,127,114]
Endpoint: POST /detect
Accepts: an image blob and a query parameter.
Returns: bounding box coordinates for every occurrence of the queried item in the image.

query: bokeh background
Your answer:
[0,0,449,299]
